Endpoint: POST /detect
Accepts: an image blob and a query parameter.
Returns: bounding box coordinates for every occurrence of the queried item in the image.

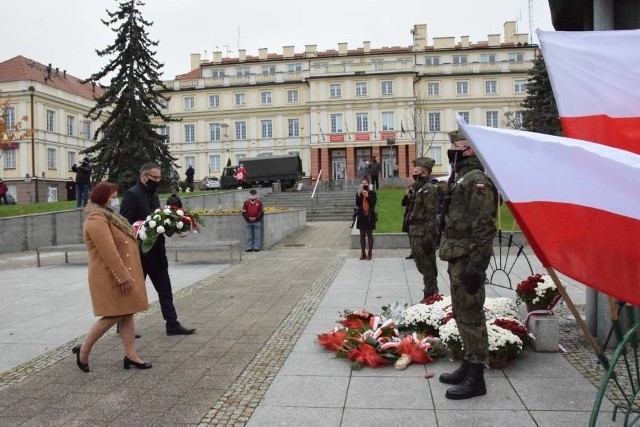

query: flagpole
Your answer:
[545,267,609,368]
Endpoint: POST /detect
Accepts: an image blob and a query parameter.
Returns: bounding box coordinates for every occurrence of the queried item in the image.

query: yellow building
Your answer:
[161,21,536,181]
[0,56,104,203]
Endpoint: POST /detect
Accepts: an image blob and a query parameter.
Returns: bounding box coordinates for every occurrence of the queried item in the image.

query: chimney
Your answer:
[213,51,222,64]
[412,24,427,51]
[238,49,246,62]
[338,42,348,56]
[363,41,371,53]
[283,45,294,58]
[190,53,201,71]
[259,48,268,60]
[460,36,470,48]
[504,21,516,43]
[304,44,317,57]
[488,34,501,47]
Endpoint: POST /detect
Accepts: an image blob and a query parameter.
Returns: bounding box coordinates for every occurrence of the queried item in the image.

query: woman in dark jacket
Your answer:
[355,178,377,260]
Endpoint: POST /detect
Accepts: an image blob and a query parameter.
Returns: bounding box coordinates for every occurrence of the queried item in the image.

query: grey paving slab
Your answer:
[342,408,437,426]
[346,376,433,410]
[532,410,619,427]
[435,409,536,427]
[259,375,351,408]
[247,406,343,427]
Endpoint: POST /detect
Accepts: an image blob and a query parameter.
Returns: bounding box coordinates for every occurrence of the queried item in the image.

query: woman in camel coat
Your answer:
[72,182,151,372]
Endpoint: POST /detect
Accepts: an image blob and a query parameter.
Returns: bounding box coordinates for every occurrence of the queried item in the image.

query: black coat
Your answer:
[355,190,377,230]
[120,181,167,272]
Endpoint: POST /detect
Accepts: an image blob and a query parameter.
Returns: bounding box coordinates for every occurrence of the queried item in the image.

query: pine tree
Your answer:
[521,55,563,136]
[84,0,178,188]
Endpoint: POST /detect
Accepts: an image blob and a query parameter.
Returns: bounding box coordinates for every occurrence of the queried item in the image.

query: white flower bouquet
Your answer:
[134,206,201,254]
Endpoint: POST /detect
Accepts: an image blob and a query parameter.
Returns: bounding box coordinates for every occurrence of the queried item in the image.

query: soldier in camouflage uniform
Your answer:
[438,130,497,400]
[406,157,440,298]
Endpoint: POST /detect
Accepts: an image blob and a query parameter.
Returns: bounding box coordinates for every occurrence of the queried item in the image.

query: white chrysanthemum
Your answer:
[439,319,462,347]
[164,219,172,225]
[146,215,151,221]
[176,209,184,216]
[139,228,147,240]
[164,208,172,214]
[156,226,165,234]
[176,221,184,230]
[148,220,157,228]
[487,322,522,353]
[400,299,450,330]
[153,214,161,221]
[484,297,520,320]
[154,208,161,213]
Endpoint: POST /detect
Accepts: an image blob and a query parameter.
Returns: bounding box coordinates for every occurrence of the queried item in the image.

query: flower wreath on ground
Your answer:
[317,296,531,369]
[133,205,202,254]
[515,273,561,311]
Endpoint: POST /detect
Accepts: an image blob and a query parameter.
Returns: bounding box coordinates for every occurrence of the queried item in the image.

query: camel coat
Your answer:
[83,210,148,317]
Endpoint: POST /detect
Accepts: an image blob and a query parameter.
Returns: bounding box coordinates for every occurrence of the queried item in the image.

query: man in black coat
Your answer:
[120,162,196,336]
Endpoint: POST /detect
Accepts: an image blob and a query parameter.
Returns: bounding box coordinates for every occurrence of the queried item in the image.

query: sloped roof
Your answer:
[0,55,105,100]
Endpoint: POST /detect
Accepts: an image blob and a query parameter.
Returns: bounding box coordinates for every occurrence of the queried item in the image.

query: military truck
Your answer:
[220,155,303,190]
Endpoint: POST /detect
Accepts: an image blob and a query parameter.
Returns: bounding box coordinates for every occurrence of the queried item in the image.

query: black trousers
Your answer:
[145,267,179,328]
[371,175,379,189]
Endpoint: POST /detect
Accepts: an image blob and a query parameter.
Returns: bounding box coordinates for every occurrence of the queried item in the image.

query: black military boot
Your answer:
[445,363,486,400]
[439,360,470,385]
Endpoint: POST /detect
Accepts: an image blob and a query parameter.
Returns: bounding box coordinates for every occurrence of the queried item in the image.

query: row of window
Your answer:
[204,63,304,78]
[43,109,92,137]
[427,78,527,96]
[180,89,300,110]
[424,52,526,65]
[169,118,302,143]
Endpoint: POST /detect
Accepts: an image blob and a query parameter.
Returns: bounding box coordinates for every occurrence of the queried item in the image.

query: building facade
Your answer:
[160,21,536,181]
[0,56,104,203]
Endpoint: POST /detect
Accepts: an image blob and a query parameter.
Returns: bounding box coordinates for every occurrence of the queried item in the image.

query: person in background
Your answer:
[120,163,197,336]
[355,178,377,260]
[0,179,8,205]
[66,178,76,201]
[242,189,264,252]
[369,156,380,190]
[72,157,92,208]
[235,164,247,189]
[438,130,497,400]
[407,157,440,299]
[357,158,368,181]
[73,181,151,373]
[185,165,195,192]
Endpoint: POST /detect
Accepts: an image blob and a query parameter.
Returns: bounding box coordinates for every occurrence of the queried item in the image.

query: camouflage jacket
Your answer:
[439,158,497,267]
[407,179,439,244]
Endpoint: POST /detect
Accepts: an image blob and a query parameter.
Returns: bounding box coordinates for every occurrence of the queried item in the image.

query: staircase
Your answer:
[262,185,357,222]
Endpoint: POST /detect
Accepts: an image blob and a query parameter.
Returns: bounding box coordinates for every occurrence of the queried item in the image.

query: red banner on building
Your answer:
[355,133,370,141]
[329,134,344,142]
[380,131,396,140]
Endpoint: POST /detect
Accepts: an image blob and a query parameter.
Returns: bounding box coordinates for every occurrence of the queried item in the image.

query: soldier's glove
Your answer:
[462,249,488,294]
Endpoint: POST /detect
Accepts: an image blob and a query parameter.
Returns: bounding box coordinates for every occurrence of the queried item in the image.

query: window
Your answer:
[457,111,470,124]
[185,156,195,169]
[4,149,16,168]
[235,121,246,140]
[209,154,221,173]
[210,69,225,77]
[288,118,300,137]
[82,120,92,139]
[159,98,168,109]
[509,52,525,62]
[46,110,55,132]
[480,54,496,63]
[486,111,499,128]
[287,89,299,103]
[330,114,343,133]
[425,56,440,65]
[428,82,440,96]
[261,120,273,138]
[356,113,369,132]
[381,112,394,130]
[381,80,393,95]
[260,91,272,105]
[514,79,527,93]
[184,96,195,110]
[287,63,302,72]
[235,93,246,106]
[236,153,246,163]
[428,112,441,132]
[514,111,524,129]
[208,94,220,108]
[236,67,250,76]
[485,80,498,94]
[260,152,273,157]
[66,115,75,136]
[355,82,368,96]
[67,152,76,171]
[184,124,195,143]
[47,147,57,169]
[453,55,468,64]
[2,106,15,128]
[209,123,221,141]
[329,83,342,98]
[262,65,276,74]
[427,146,443,165]
[158,126,170,143]
[456,81,469,95]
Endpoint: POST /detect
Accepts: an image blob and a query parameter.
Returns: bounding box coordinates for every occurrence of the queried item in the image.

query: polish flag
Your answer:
[458,120,640,306]
[537,29,640,153]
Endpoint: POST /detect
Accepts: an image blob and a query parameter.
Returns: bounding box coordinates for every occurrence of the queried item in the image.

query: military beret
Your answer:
[448,130,467,144]
[414,157,436,171]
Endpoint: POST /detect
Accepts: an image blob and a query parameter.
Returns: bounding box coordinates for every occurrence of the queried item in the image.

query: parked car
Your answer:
[199,176,220,190]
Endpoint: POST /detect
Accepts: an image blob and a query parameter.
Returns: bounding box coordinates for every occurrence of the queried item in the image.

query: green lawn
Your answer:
[374,188,519,233]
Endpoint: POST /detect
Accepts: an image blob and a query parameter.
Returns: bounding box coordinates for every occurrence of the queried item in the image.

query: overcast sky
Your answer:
[6,0,554,82]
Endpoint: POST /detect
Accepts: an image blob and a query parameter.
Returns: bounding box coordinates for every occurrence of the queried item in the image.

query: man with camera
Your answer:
[72,157,92,208]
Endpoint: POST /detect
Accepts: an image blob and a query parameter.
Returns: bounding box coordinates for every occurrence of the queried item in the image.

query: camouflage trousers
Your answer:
[448,257,489,364]
[410,236,438,297]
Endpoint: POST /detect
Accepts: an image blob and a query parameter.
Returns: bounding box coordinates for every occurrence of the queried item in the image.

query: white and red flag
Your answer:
[458,120,640,306]
[537,29,640,153]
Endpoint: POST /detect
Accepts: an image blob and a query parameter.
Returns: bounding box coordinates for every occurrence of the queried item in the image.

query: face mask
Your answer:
[145,179,159,193]
[362,185,369,191]
[412,173,422,181]
[447,149,465,165]
[110,198,120,209]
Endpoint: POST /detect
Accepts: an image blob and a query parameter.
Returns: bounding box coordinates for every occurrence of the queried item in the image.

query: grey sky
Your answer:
[7,0,553,82]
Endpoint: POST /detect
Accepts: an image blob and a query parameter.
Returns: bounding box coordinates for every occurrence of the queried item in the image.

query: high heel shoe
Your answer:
[123,356,152,370]
[72,344,90,373]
